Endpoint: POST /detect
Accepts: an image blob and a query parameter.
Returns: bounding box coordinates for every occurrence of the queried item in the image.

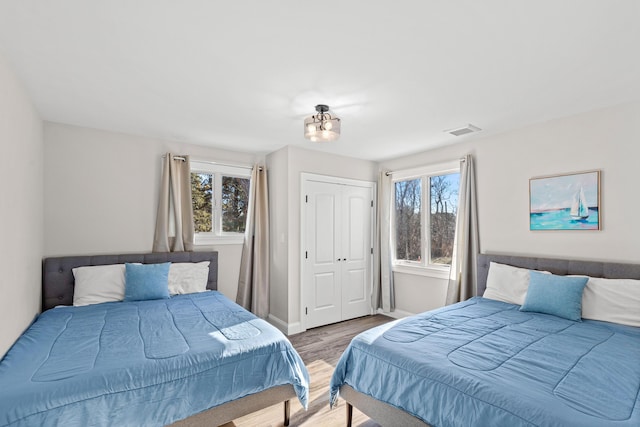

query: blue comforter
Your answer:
[330,297,640,427]
[0,291,309,427]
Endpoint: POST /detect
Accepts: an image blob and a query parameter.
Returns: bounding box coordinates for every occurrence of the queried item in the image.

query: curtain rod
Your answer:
[384,156,466,176]
[163,155,263,171]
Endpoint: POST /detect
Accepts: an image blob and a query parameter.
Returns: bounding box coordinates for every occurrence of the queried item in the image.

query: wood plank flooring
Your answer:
[221,314,394,427]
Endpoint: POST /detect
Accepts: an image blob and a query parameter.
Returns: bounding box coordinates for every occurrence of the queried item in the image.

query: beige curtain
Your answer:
[372,171,395,312]
[236,166,269,318]
[152,153,194,252]
[445,154,479,304]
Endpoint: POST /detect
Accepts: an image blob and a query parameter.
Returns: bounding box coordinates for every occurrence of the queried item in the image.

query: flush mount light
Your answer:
[304,104,341,142]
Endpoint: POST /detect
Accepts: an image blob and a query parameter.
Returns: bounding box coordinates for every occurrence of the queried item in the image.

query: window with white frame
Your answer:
[393,161,460,269]
[190,161,251,244]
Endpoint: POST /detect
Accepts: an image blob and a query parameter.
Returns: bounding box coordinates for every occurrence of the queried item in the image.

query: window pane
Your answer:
[222,176,250,233]
[191,173,213,233]
[394,179,422,261]
[429,173,460,265]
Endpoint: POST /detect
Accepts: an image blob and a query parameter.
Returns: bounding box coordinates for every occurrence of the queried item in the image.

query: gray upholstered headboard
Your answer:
[42,251,218,311]
[477,253,640,296]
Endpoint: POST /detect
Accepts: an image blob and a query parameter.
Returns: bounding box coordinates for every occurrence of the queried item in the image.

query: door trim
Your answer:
[300,173,376,331]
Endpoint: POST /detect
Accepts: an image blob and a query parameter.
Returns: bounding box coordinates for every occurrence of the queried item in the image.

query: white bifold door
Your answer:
[303,178,374,329]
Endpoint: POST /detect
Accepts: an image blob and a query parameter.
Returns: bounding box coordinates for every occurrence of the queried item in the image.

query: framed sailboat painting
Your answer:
[529,170,601,230]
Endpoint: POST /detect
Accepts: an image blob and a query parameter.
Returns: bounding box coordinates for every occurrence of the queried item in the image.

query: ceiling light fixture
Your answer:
[304,104,341,142]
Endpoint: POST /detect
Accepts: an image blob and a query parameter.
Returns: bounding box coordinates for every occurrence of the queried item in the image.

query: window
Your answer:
[190,161,251,244]
[393,162,460,270]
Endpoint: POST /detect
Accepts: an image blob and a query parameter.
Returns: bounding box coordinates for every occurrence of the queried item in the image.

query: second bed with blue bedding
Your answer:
[0,291,309,427]
[330,297,640,427]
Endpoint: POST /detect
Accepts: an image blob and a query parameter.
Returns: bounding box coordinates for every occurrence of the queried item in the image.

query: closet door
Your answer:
[341,184,372,320]
[304,181,342,329]
[303,177,374,329]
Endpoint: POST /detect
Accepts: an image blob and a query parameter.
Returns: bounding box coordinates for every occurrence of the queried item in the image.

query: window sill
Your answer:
[392,263,451,279]
[194,235,244,246]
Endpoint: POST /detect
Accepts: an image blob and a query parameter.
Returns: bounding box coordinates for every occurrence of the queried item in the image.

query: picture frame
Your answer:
[529,170,601,231]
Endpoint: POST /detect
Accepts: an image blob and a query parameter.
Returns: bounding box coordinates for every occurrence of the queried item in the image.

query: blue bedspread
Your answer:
[0,291,309,427]
[330,297,640,427]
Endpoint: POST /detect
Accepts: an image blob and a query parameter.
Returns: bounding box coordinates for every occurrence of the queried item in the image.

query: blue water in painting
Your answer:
[530,208,599,230]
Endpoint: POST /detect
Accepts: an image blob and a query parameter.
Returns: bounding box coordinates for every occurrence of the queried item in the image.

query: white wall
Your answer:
[43,123,263,301]
[266,147,289,325]
[381,101,640,315]
[0,55,43,358]
[267,145,378,333]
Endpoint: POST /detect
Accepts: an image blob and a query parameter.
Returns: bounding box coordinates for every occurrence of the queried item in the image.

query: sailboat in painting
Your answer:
[570,186,589,220]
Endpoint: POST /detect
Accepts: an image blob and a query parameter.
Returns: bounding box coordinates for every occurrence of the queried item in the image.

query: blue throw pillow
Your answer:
[124,262,171,302]
[520,271,588,321]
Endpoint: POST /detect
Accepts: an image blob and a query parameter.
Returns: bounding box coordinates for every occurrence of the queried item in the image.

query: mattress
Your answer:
[0,291,309,427]
[330,297,640,427]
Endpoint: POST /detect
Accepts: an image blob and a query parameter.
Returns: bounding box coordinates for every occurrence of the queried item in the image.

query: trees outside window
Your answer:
[190,161,251,244]
[192,173,213,233]
[394,178,422,261]
[394,171,459,266]
[429,174,459,265]
[221,176,250,233]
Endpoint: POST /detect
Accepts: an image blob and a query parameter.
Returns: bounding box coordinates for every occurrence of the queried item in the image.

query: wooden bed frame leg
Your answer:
[346,402,353,427]
[284,400,290,426]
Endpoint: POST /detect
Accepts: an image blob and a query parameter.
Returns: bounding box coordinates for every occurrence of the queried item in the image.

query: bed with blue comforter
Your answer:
[330,254,640,427]
[0,291,308,426]
[0,263,309,427]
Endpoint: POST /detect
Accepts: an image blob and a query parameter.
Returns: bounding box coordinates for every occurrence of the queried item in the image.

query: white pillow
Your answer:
[483,262,535,306]
[72,264,126,306]
[168,261,210,295]
[581,277,640,327]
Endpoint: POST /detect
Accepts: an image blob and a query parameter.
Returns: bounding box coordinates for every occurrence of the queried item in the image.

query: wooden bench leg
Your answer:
[346,402,353,427]
[284,400,290,426]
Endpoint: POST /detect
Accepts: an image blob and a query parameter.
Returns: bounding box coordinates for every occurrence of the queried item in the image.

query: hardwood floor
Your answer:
[221,314,394,427]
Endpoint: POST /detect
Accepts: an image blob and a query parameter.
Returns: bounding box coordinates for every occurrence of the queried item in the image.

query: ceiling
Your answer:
[0,1,638,161]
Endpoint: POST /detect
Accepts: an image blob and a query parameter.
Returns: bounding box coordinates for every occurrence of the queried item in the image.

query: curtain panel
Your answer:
[236,166,270,318]
[373,171,395,312]
[153,153,195,253]
[445,154,479,304]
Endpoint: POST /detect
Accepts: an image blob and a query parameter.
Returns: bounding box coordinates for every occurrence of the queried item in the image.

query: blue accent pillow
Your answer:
[520,271,588,321]
[124,262,171,302]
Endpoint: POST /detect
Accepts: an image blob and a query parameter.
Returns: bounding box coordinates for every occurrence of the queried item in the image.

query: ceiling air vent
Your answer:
[447,124,481,137]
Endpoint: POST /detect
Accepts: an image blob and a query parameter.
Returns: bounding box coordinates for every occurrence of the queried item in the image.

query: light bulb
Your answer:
[324,121,333,130]
[307,124,316,133]
[310,136,317,142]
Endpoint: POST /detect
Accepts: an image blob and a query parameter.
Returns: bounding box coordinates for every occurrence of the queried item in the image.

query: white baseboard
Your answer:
[376,307,414,319]
[267,314,304,336]
[287,322,304,335]
[269,310,410,335]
